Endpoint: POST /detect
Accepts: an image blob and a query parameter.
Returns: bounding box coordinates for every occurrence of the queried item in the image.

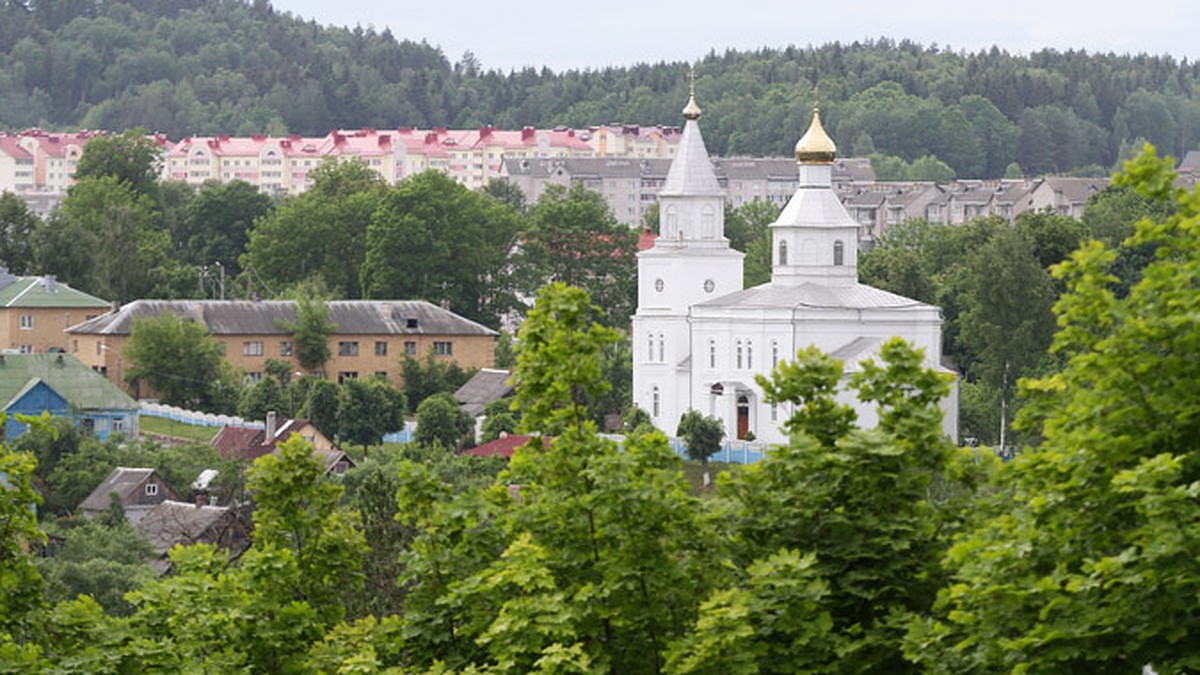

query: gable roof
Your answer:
[0,273,110,309]
[135,500,242,554]
[212,419,356,474]
[66,300,496,337]
[461,434,545,458]
[78,467,165,512]
[0,354,136,411]
[454,368,514,417]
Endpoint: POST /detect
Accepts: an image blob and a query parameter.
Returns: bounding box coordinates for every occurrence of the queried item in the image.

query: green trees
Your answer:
[0,192,38,274]
[360,170,521,325]
[179,179,274,275]
[124,312,224,407]
[516,183,639,329]
[0,434,45,640]
[413,392,472,449]
[913,147,1200,673]
[278,285,337,374]
[676,409,724,484]
[340,377,406,451]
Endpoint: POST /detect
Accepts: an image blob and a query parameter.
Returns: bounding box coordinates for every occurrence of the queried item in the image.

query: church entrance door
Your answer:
[736,395,750,439]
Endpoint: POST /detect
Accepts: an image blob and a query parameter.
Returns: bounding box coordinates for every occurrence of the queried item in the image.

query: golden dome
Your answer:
[794,106,836,163]
[682,67,702,120]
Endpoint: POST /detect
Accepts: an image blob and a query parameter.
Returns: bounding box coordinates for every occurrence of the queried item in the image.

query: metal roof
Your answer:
[0,274,110,309]
[135,500,238,554]
[0,353,137,411]
[66,300,497,337]
[78,467,161,512]
[454,368,515,417]
[695,281,935,311]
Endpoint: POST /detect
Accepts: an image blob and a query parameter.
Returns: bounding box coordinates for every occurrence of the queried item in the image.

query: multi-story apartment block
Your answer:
[0,271,110,355]
[66,299,497,393]
[583,125,682,158]
[503,155,876,228]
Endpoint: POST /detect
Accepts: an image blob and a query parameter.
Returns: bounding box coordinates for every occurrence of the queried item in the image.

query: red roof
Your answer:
[461,434,551,458]
[637,228,657,251]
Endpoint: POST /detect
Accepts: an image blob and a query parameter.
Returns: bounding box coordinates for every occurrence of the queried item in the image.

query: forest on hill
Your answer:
[2,0,1200,177]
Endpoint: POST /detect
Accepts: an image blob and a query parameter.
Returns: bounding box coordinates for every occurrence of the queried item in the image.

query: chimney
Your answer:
[42,274,56,292]
[266,411,277,440]
[194,491,208,508]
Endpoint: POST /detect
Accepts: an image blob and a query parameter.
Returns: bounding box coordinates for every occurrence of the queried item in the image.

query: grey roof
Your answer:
[773,185,861,230]
[66,300,497,337]
[833,157,876,183]
[455,368,515,417]
[1040,177,1110,203]
[660,118,723,197]
[135,500,235,554]
[696,281,936,311]
[1177,150,1200,173]
[78,467,155,512]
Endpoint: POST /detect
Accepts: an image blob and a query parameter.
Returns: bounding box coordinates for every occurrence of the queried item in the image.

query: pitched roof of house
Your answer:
[454,368,514,417]
[78,467,160,512]
[65,300,496,337]
[135,500,240,554]
[0,353,136,411]
[1177,150,1200,173]
[461,434,545,458]
[212,419,355,474]
[0,273,110,308]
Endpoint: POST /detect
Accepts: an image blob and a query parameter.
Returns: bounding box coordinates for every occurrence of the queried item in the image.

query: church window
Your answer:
[746,341,753,369]
[771,404,778,422]
[834,240,845,266]
[701,205,715,238]
[654,278,664,292]
[709,339,716,368]
[657,333,665,362]
[648,333,655,361]
[771,340,779,367]
[703,278,715,293]
[779,240,788,265]
[736,340,743,369]
[652,386,661,417]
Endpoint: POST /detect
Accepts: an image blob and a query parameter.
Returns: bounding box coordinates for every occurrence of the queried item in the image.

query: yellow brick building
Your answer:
[0,272,110,355]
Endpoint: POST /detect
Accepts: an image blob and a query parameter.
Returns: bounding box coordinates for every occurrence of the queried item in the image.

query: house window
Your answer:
[338,341,359,356]
[19,314,33,330]
[779,240,788,265]
[652,386,661,417]
[113,419,124,433]
[709,339,717,368]
[18,345,32,354]
[73,340,78,353]
[375,341,388,356]
[338,371,358,383]
[145,483,158,496]
[834,240,845,266]
[433,341,453,356]
[96,342,103,356]
[243,341,264,356]
[279,341,293,356]
[404,341,417,356]
[245,372,263,383]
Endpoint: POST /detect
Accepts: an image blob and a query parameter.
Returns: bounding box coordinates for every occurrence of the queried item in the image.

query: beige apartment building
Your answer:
[0,272,110,355]
[66,299,496,393]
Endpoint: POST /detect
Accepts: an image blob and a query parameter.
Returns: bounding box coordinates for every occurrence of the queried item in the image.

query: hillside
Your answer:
[2,0,1199,177]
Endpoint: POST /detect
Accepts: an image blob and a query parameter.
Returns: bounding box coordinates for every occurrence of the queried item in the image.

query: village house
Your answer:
[211,413,355,476]
[78,467,180,523]
[135,499,251,571]
[0,353,139,440]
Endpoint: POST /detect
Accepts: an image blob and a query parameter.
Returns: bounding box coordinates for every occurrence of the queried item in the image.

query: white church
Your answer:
[631,87,958,445]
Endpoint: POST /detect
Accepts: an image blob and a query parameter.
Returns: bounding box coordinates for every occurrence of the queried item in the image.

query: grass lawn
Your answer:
[681,459,742,496]
[139,416,219,444]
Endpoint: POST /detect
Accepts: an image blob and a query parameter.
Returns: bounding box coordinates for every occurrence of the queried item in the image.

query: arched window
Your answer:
[701,205,715,238]
[657,333,665,362]
[833,240,845,266]
[647,333,655,361]
[771,404,778,422]
[709,338,717,368]
[779,240,788,265]
[771,340,779,367]
[736,340,743,369]
[652,386,661,417]
[746,340,753,369]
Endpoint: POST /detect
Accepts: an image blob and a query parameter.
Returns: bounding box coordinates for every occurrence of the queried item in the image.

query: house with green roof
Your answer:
[0,269,110,356]
[0,353,138,441]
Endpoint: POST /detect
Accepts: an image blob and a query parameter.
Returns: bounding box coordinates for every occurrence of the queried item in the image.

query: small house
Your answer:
[0,353,138,441]
[78,467,180,524]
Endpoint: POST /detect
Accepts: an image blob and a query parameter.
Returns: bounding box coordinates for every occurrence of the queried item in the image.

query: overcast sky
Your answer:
[270,0,1200,73]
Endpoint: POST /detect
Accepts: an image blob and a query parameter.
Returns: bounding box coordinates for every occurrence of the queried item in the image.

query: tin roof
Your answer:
[0,274,110,309]
[0,353,136,411]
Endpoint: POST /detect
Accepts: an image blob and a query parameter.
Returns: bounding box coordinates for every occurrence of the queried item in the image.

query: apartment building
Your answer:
[66,299,496,393]
[0,271,110,355]
[584,124,682,158]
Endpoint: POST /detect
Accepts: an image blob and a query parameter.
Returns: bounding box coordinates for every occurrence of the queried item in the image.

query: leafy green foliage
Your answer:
[278,282,337,373]
[913,146,1200,673]
[414,392,473,450]
[124,312,224,408]
[36,518,155,616]
[676,409,724,477]
[516,184,638,329]
[179,179,274,275]
[339,376,406,450]
[361,170,521,326]
[73,128,163,200]
[400,348,474,413]
[1,436,45,640]
[0,192,38,275]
